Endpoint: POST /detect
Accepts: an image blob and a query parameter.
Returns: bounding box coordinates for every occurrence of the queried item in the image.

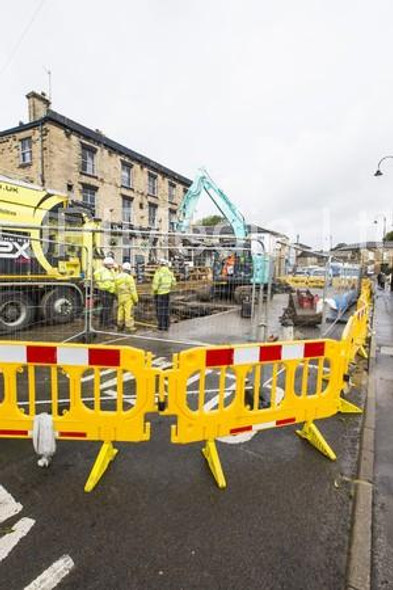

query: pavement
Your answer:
[0,292,373,589]
[371,289,393,590]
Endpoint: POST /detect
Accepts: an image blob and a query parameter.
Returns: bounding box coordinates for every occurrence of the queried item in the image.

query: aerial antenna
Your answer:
[43,66,52,101]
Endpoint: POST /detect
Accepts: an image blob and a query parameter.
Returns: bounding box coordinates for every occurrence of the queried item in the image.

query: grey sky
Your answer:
[1,0,393,247]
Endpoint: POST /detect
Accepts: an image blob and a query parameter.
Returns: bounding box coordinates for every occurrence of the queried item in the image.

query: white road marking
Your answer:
[0,486,23,524]
[187,370,212,386]
[100,372,134,390]
[81,368,115,383]
[203,385,236,412]
[24,554,75,590]
[115,333,210,346]
[203,370,286,445]
[0,517,35,562]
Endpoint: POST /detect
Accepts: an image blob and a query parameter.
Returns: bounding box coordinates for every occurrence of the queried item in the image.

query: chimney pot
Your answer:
[26,90,51,122]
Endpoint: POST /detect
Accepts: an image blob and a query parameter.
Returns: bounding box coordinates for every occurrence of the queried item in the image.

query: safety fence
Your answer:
[0,227,275,342]
[0,281,372,492]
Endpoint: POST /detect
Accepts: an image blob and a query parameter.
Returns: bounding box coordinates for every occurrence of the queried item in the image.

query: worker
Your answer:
[152,259,176,331]
[94,256,116,328]
[223,253,235,276]
[115,262,138,332]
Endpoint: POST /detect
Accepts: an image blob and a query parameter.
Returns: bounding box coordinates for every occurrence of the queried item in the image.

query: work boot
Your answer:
[117,324,125,331]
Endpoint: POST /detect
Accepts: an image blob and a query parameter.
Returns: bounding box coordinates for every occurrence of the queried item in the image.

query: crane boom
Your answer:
[176,168,247,239]
[175,169,269,287]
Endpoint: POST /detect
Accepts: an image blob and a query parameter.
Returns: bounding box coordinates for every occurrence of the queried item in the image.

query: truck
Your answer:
[175,169,270,302]
[0,176,100,332]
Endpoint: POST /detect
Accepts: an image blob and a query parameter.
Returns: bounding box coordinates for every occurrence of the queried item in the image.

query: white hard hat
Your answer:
[122,262,131,271]
[103,256,114,265]
[159,258,168,265]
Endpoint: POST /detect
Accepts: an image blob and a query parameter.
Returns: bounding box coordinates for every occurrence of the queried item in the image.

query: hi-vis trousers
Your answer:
[117,294,135,330]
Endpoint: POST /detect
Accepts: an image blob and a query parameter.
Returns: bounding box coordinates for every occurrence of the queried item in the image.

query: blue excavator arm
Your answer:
[175,168,247,239]
[175,168,268,285]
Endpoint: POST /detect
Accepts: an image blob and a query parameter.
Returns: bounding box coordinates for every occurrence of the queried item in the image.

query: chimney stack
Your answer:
[26,91,51,122]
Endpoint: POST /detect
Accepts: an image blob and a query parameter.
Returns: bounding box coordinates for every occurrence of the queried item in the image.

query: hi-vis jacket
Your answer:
[115,272,138,303]
[94,266,116,293]
[152,266,176,295]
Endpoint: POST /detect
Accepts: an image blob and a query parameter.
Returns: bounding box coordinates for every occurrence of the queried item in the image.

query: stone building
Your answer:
[0,91,191,263]
[331,242,393,273]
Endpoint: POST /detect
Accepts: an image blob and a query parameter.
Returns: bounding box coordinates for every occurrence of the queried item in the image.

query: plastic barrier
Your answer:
[341,280,371,367]
[278,276,325,289]
[0,341,157,491]
[164,338,361,488]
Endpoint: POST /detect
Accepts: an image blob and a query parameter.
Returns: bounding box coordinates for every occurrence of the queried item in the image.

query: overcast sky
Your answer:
[1,0,393,247]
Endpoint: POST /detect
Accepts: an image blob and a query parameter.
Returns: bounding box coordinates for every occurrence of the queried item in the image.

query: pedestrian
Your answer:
[377,271,386,290]
[152,259,176,331]
[115,262,138,332]
[94,256,116,328]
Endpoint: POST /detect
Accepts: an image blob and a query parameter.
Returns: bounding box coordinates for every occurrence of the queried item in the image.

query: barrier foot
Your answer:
[202,440,227,489]
[338,397,362,414]
[296,422,336,461]
[84,442,119,493]
[359,345,368,359]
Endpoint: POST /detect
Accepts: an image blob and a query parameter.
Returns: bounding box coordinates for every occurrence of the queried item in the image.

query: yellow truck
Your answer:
[0,176,100,332]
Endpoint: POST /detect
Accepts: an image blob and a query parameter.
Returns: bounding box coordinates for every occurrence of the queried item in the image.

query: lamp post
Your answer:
[374,155,393,176]
[374,214,387,270]
[373,155,393,269]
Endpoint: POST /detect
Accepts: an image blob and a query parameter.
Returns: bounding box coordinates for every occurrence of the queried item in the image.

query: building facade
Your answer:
[331,242,393,273]
[0,91,191,263]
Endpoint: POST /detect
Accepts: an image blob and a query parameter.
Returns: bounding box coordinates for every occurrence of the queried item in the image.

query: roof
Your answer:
[297,250,326,259]
[0,110,192,186]
[191,223,289,240]
[334,241,393,251]
[294,241,313,250]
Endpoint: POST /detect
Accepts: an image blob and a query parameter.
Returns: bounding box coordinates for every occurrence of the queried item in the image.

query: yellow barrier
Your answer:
[164,337,362,488]
[278,276,325,289]
[0,341,157,491]
[341,280,372,367]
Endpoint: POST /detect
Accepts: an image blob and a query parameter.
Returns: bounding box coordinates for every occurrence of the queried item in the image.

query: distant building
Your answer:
[0,91,191,262]
[295,244,326,268]
[331,242,393,273]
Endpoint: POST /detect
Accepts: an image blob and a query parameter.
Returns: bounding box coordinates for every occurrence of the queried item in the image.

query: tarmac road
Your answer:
[0,302,365,590]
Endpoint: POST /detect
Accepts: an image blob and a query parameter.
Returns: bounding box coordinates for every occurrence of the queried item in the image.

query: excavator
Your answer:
[175,169,270,302]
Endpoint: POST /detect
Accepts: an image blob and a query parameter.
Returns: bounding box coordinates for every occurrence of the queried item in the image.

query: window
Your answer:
[122,196,133,224]
[121,162,133,188]
[81,185,97,214]
[168,181,176,202]
[148,203,157,227]
[20,137,32,165]
[169,209,177,232]
[81,145,96,175]
[122,235,133,264]
[148,172,158,196]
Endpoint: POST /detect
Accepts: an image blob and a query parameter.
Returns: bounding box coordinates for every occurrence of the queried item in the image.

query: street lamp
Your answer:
[374,155,393,176]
